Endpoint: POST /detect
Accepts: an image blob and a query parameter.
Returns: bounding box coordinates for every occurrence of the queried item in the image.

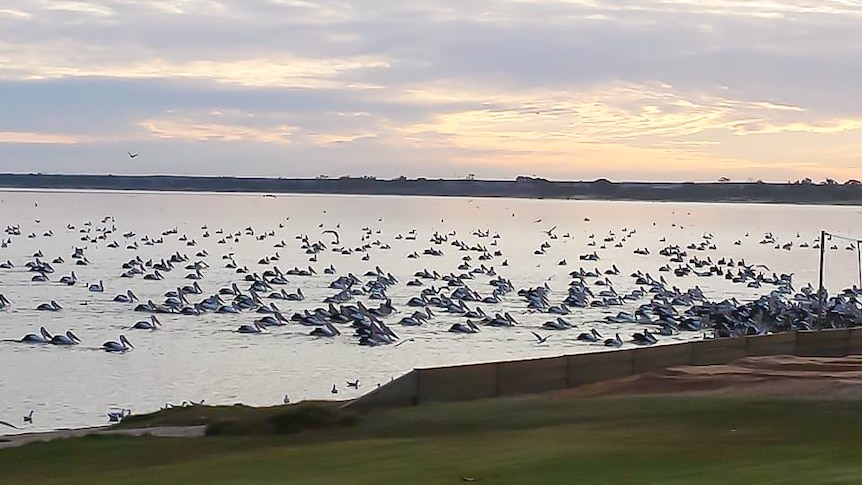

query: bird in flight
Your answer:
[543,225,557,237]
[128,152,139,158]
[531,331,550,344]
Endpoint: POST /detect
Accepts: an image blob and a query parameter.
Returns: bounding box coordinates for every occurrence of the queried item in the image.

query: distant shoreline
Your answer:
[1,173,861,206]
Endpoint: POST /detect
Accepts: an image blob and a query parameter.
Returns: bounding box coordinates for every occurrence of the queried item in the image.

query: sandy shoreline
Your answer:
[0,425,206,450]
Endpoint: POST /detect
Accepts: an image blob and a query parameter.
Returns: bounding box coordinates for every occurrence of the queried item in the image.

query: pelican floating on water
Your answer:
[36,300,62,311]
[237,322,267,334]
[51,330,81,346]
[58,271,77,285]
[103,334,134,352]
[113,290,138,303]
[20,326,52,344]
[132,315,161,330]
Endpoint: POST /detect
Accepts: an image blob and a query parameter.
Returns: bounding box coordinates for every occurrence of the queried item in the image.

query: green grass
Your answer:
[3,395,862,484]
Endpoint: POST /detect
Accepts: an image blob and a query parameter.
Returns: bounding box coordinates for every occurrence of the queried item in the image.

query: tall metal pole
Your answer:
[858,240,862,289]
[818,230,826,329]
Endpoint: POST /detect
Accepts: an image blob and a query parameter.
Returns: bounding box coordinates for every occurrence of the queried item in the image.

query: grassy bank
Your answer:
[2,395,861,484]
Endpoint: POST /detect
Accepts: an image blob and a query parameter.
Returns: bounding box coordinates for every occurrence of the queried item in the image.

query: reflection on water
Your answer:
[0,189,860,433]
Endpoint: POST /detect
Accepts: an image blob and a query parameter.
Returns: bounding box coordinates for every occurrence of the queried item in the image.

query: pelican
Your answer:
[107,408,131,422]
[577,329,603,342]
[51,330,81,345]
[132,315,161,330]
[88,280,104,292]
[113,290,138,303]
[633,329,658,345]
[346,379,359,389]
[23,410,33,424]
[0,293,10,309]
[36,300,62,311]
[58,271,77,285]
[103,335,134,352]
[20,326,52,343]
[604,333,623,348]
[237,322,267,334]
[449,321,480,334]
[310,322,341,337]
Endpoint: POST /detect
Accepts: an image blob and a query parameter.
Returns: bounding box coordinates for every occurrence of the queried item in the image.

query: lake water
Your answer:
[1,190,860,433]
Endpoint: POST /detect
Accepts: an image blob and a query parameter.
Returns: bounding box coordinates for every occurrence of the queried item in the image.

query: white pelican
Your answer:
[0,293,10,309]
[103,335,134,352]
[59,271,77,285]
[36,300,62,311]
[113,290,138,303]
[88,280,104,292]
[107,408,131,422]
[237,322,267,334]
[604,333,623,348]
[51,331,81,346]
[132,315,161,330]
[20,326,52,343]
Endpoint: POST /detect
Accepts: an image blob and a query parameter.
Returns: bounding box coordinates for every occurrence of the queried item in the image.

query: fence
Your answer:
[345,328,862,411]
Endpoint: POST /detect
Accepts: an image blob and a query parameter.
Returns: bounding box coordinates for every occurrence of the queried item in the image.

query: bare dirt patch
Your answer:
[554,355,862,399]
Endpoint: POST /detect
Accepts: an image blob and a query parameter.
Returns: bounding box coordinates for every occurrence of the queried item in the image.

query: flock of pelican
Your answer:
[2,201,862,427]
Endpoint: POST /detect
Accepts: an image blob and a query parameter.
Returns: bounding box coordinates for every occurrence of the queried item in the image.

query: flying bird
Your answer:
[322,229,340,245]
[531,331,550,344]
[543,225,557,237]
[128,152,139,158]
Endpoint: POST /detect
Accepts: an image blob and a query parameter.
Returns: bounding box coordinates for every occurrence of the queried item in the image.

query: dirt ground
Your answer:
[555,355,862,399]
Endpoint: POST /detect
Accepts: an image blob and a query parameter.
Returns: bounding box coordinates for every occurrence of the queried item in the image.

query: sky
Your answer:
[1,0,861,182]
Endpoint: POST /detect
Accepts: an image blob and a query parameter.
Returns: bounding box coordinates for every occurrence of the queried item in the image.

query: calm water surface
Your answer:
[1,190,860,433]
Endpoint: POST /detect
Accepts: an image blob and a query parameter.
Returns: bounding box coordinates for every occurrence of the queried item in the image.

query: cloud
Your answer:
[0,0,861,180]
[0,131,88,144]
[138,115,296,145]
